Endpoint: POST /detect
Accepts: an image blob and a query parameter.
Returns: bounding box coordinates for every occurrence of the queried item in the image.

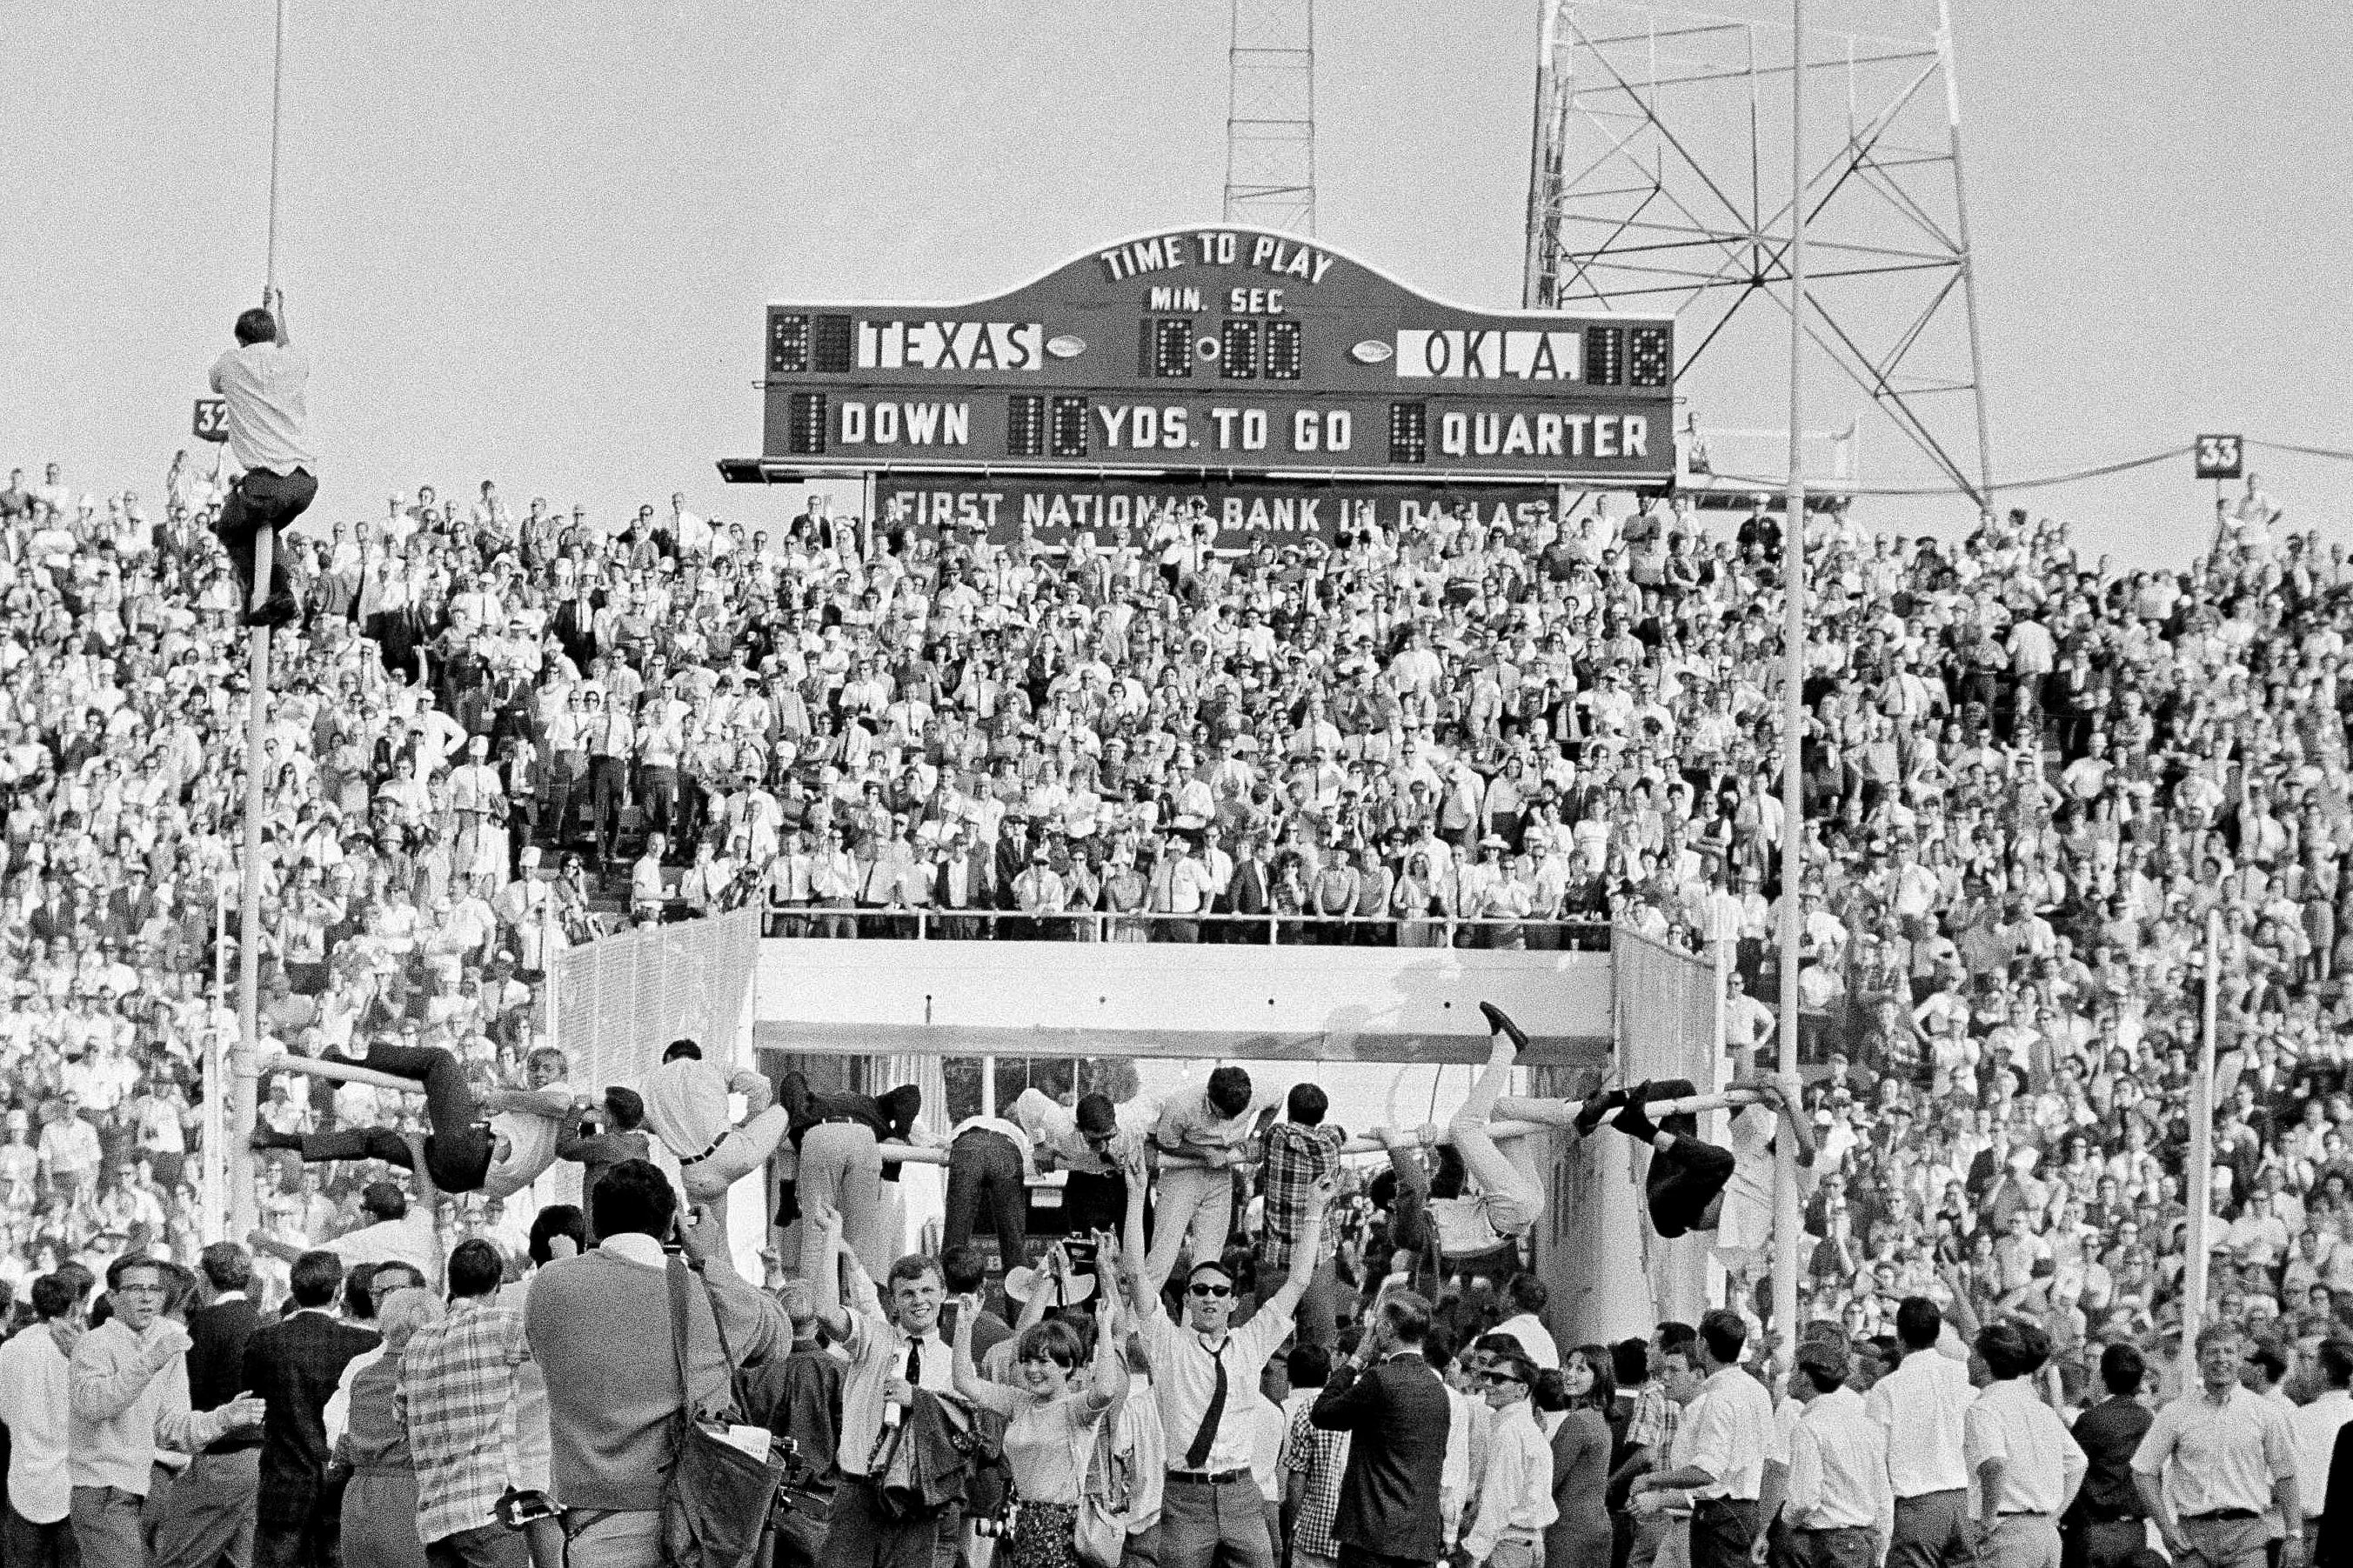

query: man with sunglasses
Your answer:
[1125,1146,1337,1568]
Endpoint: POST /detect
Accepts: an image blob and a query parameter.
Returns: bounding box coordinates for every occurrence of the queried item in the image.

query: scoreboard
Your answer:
[728,226,1675,488]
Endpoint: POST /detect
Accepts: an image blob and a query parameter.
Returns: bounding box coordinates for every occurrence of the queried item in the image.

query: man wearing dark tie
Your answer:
[933,831,989,941]
[1309,1291,1453,1568]
[150,1245,264,1568]
[1229,834,1273,945]
[1126,1152,1337,1568]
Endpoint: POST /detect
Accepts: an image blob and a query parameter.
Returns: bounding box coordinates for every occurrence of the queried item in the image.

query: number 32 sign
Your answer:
[2195,434,2243,480]
[193,398,230,443]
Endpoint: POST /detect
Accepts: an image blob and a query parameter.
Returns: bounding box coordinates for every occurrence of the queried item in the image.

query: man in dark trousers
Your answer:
[249,1042,498,1195]
[207,295,315,629]
[1308,1290,1452,1568]
[150,1244,264,1568]
[2060,1343,2153,1568]
[243,1251,378,1568]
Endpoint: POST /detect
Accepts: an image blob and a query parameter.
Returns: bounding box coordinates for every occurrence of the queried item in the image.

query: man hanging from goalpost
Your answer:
[1454,1004,1816,1249]
[250,1038,581,1198]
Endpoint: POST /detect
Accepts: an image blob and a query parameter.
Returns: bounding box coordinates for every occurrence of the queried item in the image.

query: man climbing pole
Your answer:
[208,290,313,627]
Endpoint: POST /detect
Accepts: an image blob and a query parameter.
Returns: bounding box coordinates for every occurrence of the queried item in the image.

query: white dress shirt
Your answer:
[1464,1401,1560,1561]
[0,1327,72,1523]
[2289,1387,2353,1517]
[1786,1385,1895,1532]
[1687,1364,1774,1501]
[1140,1298,1293,1477]
[1962,1378,2085,1517]
[1866,1348,1975,1497]
[2133,1385,2297,1518]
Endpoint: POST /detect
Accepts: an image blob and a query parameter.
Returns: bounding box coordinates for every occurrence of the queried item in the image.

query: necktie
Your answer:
[1184,1339,1227,1470]
[905,1337,923,1390]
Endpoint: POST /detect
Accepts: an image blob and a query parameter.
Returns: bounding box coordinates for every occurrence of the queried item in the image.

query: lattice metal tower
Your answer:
[1225,0,1316,235]
[1525,0,1995,501]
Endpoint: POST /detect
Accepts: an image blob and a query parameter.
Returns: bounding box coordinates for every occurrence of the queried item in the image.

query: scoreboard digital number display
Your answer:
[732,225,1675,487]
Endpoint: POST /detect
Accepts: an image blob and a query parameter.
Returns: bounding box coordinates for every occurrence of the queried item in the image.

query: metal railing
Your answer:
[728,904,1614,949]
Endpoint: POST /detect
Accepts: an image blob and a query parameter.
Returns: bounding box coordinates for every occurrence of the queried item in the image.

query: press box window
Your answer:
[1388,402,1427,464]
[1220,319,1260,379]
[1049,397,1090,458]
[769,315,810,374]
[1007,396,1047,457]
[1144,317,1193,378]
[787,393,827,456]
[812,315,854,375]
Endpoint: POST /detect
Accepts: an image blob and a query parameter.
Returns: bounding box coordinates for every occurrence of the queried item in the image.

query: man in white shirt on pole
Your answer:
[2289,1340,2353,1562]
[0,1276,82,1568]
[206,297,314,629]
[1783,1339,1893,1568]
[1630,1310,1773,1568]
[1864,1298,1976,1568]
[1962,1323,2084,1568]
[2134,1323,2303,1568]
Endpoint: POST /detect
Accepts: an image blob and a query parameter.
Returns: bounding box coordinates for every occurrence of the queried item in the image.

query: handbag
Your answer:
[658,1258,788,1568]
[1069,1405,1129,1568]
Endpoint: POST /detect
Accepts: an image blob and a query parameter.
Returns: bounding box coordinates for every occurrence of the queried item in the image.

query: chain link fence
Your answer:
[1538,925,1722,1340]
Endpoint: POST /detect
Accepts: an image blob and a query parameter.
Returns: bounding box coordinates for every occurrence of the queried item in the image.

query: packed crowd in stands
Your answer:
[3,430,2352,1568]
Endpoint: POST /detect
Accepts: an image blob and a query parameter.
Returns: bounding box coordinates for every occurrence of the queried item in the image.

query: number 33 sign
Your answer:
[192,398,230,443]
[2195,433,2243,480]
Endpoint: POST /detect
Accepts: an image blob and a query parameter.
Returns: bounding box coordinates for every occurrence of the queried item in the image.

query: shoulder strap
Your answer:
[692,1260,739,1367]
[666,1255,694,1411]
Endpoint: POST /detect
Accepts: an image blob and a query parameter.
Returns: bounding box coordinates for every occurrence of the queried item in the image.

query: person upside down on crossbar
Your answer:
[1489,1053,1818,1244]
[250,1038,578,1198]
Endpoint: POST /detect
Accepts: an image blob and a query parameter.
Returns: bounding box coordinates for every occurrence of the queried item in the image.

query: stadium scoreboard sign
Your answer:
[725,226,1675,490]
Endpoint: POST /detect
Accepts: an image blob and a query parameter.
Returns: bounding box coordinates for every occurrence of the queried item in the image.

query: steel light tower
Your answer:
[1225,0,1317,235]
[1525,0,1995,503]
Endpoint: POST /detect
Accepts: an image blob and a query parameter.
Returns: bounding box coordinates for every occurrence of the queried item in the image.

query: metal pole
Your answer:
[1768,0,1806,1367]
[1936,0,1995,506]
[203,884,228,1241]
[2181,911,2220,1390]
[229,0,290,1244]
[1523,0,1559,309]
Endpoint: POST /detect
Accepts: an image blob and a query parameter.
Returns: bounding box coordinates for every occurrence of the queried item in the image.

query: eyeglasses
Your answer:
[1187,1283,1233,1298]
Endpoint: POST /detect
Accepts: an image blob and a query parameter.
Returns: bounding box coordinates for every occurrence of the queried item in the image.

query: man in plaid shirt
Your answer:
[1260,1084,1347,1348]
[1279,1344,1352,1568]
[398,1239,532,1568]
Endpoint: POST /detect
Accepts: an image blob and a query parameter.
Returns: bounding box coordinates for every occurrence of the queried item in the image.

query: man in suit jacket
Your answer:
[150,1244,265,1568]
[1310,1291,1452,1568]
[243,1251,378,1568]
[1229,835,1273,944]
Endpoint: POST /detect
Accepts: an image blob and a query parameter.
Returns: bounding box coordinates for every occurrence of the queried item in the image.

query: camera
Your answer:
[973,1505,1021,1539]
[495,1488,565,1531]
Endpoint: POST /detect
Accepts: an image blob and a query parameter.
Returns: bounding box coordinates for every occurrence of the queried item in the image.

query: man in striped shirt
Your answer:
[399,1239,531,1568]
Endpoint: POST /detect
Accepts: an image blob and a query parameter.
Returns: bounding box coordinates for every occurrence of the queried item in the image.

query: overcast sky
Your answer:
[6,0,2350,565]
